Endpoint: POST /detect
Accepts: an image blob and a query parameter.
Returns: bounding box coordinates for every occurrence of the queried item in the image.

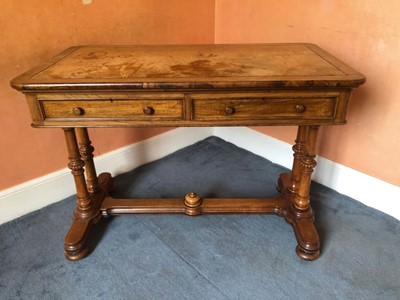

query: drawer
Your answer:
[192,93,338,121]
[39,98,183,121]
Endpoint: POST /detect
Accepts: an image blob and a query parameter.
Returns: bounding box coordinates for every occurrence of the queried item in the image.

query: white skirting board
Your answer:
[0,128,213,225]
[1,127,399,225]
[214,127,400,221]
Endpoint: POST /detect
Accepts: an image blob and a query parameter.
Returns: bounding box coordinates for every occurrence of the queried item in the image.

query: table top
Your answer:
[11,44,365,91]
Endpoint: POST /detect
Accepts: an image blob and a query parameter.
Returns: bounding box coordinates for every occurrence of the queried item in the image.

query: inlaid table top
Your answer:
[11,44,365,91]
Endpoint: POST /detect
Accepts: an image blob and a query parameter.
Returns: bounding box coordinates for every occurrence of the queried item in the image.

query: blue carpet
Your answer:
[1,136,399,299]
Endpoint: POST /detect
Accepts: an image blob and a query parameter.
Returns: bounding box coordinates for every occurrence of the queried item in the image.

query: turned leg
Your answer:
[289,126,308,194]
[277,126,307,195]
[64,128,93,218]
[75,127,113,197]
[76,128,99,194]
[62,128,102,260]
[63,128,114,261]
[285,125,321,261]
[294,126,319,211]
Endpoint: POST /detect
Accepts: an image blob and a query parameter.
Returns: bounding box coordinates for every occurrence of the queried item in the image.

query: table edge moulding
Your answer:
[10,43,366,261]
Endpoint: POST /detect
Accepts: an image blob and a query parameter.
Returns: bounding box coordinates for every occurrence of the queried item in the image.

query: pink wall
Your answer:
[216,0,400,186]
[0,0,215,190]
[2,1,399,191]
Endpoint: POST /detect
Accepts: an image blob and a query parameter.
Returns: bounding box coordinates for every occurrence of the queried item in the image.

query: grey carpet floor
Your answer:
[1,136,399,300]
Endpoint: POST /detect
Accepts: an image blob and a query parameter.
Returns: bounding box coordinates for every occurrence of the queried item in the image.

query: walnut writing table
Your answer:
[11,44,365,261]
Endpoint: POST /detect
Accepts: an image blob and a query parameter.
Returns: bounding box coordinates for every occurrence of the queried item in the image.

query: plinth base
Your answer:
[64,172,113,261]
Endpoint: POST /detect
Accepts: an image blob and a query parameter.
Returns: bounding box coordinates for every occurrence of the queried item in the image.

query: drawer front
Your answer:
[32,91,345,127]
[192,93,338,121]
[39,98,183,121]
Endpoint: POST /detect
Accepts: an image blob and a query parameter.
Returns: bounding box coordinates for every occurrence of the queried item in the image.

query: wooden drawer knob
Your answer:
[72,107,84,116]
[143,106,155,115]
[295,104,306,113]
[224,106,235,115]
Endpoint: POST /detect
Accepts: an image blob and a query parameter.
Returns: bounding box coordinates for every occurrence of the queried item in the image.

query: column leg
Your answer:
[285,125,321,261]
[76,128,99,194]
[294,125,319,211]
[64,128,93,217]
[63,128,105,261]
[289,126,308,195]
[277,126,308,196]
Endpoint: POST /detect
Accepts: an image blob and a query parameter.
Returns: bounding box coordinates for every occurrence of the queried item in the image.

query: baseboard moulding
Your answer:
[214,127,400,221]
[0,127,212,225]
